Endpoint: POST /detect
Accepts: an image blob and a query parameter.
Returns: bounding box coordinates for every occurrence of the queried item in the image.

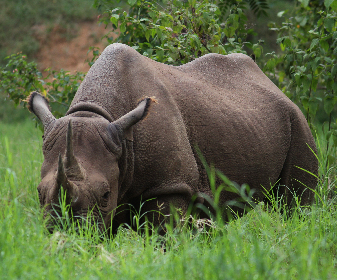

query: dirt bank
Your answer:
[34,21,112,74]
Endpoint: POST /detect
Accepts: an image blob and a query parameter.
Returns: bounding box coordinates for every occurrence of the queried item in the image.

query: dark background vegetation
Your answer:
[1,0,336,151]
[0,0,289,121]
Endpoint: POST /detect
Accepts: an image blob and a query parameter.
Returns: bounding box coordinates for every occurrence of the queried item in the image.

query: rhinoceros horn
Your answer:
[56,153,79,204]
[54,121,84,204]
[64,120,85,181]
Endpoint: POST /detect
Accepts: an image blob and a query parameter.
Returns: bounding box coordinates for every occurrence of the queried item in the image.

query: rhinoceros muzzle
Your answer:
[44,121,103,232]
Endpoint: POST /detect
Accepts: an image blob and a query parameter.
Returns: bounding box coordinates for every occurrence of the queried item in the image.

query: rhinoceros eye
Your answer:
[103,191,110,200]
[101,191,110,208]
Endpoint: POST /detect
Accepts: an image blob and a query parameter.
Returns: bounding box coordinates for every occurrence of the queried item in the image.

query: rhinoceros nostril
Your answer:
[103,191,110,200]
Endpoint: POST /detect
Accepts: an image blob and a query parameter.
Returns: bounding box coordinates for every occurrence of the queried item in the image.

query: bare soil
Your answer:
[33,21,113,74]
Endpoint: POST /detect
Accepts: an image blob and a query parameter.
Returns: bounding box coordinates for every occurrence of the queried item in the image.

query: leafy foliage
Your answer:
[218,0,269,17]
[93,0,263,65]
[0,53,85,117]
[1,0,337,162]
[264,0,337,161]
[1,0,266,114]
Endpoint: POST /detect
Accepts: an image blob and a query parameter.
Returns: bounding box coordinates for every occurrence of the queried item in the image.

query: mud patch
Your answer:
[34,21,114,74]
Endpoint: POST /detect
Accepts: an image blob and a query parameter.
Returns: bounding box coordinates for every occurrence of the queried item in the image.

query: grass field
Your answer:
[1,118,337,279]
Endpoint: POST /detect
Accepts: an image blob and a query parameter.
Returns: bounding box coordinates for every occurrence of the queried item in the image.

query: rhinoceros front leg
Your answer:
[133,182,197,233]
[139,193,191,234]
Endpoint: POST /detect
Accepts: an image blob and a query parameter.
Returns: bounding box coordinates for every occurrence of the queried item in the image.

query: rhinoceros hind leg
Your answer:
[276,116,318,209]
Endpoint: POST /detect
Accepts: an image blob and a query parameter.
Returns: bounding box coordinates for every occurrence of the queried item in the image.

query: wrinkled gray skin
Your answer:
[29,43,318,233]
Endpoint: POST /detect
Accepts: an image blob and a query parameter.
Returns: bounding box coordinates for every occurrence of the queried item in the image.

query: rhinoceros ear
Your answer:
[111,97,155,140]
[27,91,56,130]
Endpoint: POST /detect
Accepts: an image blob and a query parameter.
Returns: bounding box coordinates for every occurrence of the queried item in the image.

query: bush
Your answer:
[0,53,85,118]
[1,0,336,156]
[1,0,266,114]
[264,0,337,161]
[92,0,266,65]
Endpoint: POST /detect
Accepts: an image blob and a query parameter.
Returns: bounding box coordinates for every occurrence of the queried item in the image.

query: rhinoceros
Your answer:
[28,43,317,233]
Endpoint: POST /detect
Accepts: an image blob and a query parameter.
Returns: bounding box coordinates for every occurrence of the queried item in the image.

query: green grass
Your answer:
[1,119,337,279]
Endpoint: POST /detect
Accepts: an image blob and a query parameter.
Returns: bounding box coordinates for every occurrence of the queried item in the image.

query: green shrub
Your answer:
[1,0,266,116]
[264,0,337,162]
[0,53,85,118]
[2,0,336,155]
[92,0,265,65]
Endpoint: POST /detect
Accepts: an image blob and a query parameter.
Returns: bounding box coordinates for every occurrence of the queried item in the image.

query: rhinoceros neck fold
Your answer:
[66,102,114,122]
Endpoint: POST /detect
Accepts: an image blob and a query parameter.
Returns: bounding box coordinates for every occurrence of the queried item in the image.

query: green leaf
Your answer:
[302,76,311,93]
[332,134,337,147]
[320,39,330,53]
[309,98,319,117]
[190,34,201,49]
[120,22,126,33]
[253,44,262,58]
[283,37,291,48]
[324,56,333,64]
[300,0,310,7]
[332,31,337,40]
[324,96,337,115]
[145,29,151,42]
[312,78,319,92]
[128,0,137,5]
[332,64,337,77]
[310,38,319,50]
[277,11,287,17]
[331,0,337,11]
[110,14,119,27]
[324,0,334,8]
[310,57,321,72]
[299,17,307,27]
[301,96,309,110]
[266,58,276,70]
[156,49,164,61]
[332,82,337,95]
[148,11,157,19]
[324,18,335,32]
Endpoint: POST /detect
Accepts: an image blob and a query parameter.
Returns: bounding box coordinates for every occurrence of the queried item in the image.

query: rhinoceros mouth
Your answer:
[44,204,107,234]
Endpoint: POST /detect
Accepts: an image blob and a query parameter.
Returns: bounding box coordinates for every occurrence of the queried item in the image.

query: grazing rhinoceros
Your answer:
[28,43,317,233]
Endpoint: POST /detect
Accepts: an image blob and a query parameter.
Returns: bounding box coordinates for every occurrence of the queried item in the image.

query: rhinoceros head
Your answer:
[28,92,152,232]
